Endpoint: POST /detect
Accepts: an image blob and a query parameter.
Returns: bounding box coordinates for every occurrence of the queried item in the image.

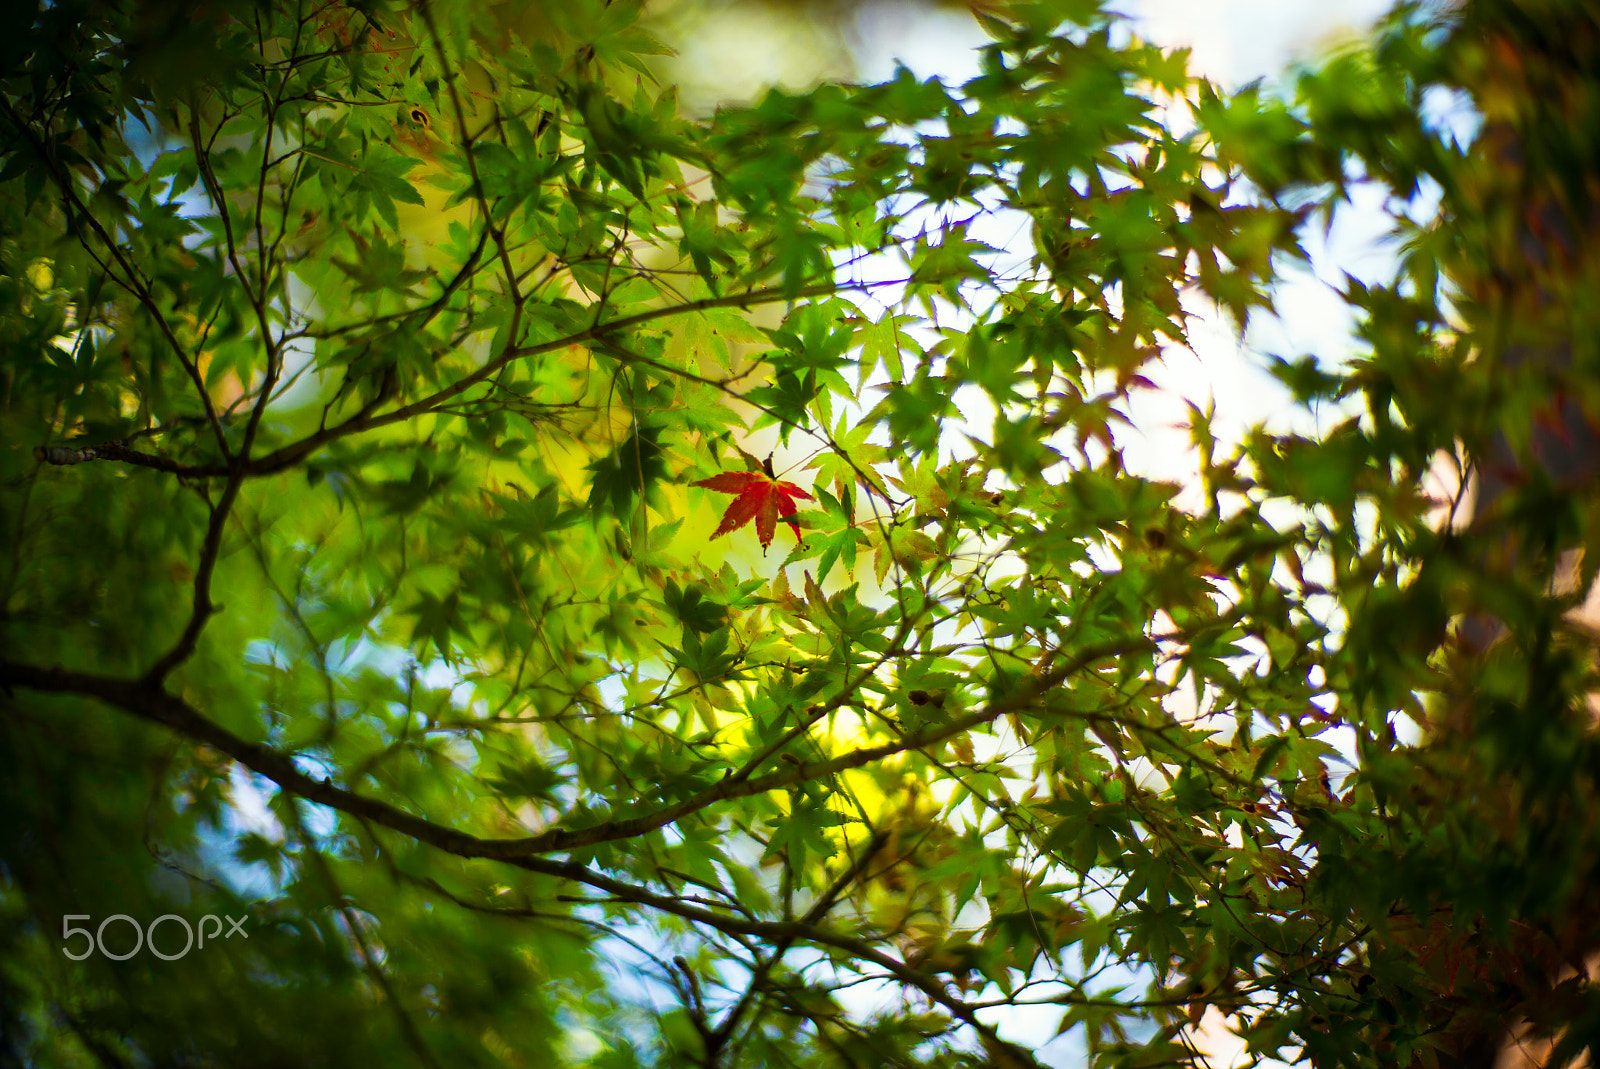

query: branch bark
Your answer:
[0,638,1143,859]
[0,656,1046,1065]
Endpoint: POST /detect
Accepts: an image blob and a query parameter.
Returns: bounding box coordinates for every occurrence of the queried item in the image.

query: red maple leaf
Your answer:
[692,469,814,550]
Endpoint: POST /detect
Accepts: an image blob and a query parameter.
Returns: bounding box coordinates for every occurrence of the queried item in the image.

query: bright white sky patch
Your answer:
[1117,0,1395,89]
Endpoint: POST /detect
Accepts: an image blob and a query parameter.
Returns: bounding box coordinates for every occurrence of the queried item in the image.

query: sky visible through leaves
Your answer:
[191,8,1431,1064]
[550,5,1427,1063]
[741,4,1434,1062]
[10,0,1589,1065]
[189,8,1394,1061]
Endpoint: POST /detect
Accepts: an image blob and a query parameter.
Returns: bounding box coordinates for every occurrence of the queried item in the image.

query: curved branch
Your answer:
[33,442,214,476]
[0,658,1015,1043]
[234,278,864,477]
[1,636,1143,858]
[0,651,1085,1065]
[0,660,493,854]
[31,278,874,483]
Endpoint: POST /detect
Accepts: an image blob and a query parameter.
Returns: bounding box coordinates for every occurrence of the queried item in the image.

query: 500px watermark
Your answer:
[61,914,247,961]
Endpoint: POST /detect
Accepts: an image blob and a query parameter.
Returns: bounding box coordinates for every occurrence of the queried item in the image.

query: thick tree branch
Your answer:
[141,467,247,684]
[33,442,215,475]
[0,637,1145,864]
[0,655,1042,1062]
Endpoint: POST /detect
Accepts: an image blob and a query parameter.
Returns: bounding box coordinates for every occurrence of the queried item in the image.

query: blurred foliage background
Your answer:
[2,0,1600,1068]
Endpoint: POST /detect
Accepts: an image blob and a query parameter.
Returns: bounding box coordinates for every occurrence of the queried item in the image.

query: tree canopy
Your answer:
[3,0,1600,1067]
